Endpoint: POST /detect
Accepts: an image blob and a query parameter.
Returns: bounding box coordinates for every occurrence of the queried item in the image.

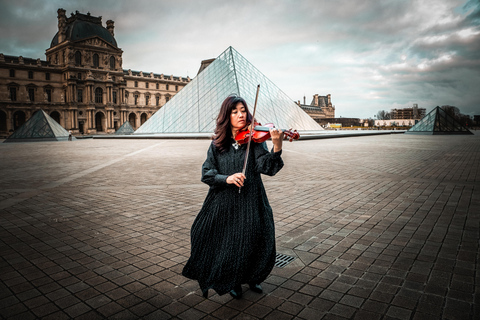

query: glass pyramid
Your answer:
[407,106,473,135]
[4,109,73,143]
[115,121,135,135]
[135,46,323,134]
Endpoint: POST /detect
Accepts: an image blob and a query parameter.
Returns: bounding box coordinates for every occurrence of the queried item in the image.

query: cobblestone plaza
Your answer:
[0,132,479,319]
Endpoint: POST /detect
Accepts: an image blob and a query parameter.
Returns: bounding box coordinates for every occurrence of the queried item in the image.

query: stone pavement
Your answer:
[0,132,479,320]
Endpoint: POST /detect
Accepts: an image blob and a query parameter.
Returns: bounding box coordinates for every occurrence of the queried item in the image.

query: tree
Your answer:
[376,110,391,120]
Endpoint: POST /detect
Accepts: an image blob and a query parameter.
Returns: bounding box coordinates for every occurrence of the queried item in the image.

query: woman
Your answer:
[182,95,284,299]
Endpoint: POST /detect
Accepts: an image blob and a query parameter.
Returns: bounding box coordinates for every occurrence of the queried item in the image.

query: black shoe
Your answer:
[229,285,242,299]
[249,283,263,293]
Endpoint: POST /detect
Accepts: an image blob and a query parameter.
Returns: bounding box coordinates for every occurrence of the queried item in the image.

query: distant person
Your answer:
[182,95,284,299]
[68,130,72,141]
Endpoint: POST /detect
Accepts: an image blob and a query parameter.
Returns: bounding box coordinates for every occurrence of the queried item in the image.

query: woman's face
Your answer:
[230,102,247,132]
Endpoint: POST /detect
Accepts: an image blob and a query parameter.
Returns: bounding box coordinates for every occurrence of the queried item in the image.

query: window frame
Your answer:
[95,87,103,104]
[93,54,99,68]
[75,51,82,65]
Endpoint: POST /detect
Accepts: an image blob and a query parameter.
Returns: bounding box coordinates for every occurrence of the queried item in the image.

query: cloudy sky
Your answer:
[1,0,479,118]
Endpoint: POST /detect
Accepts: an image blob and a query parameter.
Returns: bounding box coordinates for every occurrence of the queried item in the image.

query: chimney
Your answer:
[106,20,115,36]
[314,94,319,106]
[57,8,67,43]
[327,94,331,105]
[303,96,306,105]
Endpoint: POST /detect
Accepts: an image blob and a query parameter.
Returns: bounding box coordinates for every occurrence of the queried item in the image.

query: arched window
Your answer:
[50,111,61,124]
[75,51,82,65]
[93,54,99,68]
[141,113,147,125]
[95,87,103,103]
[109,56,115,70]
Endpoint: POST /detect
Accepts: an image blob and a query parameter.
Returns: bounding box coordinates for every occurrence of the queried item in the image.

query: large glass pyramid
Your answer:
[135,46,323,134]
[4,109,73,143]
[406,106,473,135]
[115,121,135,135]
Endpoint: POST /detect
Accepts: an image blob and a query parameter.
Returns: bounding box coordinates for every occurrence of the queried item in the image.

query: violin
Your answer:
[235,122,300,144]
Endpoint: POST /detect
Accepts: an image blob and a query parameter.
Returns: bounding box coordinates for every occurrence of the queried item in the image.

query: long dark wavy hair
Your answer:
[214,95,253,153]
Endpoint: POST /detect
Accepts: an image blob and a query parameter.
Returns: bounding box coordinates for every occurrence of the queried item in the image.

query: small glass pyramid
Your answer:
[115,121,135,135]
[135,46,323,134]
[4,109,73,143]
[407,107,473,135]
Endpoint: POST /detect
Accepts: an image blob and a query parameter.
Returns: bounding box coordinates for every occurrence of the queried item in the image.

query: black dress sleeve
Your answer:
[254,141,284,176]
[201,142,229,186]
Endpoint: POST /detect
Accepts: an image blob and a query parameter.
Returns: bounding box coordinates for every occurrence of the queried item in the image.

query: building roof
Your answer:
[0,54,49,67]
[50,12,117,48]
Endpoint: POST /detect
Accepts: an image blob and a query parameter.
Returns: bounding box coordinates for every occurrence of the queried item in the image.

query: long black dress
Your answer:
[182,139,284,296]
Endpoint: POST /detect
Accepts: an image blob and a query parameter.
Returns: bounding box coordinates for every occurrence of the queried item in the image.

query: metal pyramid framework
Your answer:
[406,106,473,135]
[4,109,74,143]
[135,46,323,134]
[115,121,135,135]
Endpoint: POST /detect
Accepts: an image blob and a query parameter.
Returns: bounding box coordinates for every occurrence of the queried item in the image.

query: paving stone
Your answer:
[0,134,478,319]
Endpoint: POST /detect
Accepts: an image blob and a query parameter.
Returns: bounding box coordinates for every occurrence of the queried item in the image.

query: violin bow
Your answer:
[239,84,260,193]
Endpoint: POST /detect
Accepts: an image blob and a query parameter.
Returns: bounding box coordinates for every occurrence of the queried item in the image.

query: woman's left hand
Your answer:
[269,128,283,153]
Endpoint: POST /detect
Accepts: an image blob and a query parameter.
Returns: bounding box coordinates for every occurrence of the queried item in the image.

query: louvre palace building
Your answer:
[0,9,190,137]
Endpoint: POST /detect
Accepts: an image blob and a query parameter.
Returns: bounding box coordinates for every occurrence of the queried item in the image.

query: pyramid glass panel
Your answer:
[4,109,71,142]
[136,47,322,134]
[115,121,135,134]
[407,107,472,135]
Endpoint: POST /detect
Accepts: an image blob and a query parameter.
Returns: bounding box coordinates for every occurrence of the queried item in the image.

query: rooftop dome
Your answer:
[50,11,117,48]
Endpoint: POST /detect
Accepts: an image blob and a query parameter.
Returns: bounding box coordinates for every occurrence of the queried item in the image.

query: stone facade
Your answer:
[0,9,189,136]
[390,104,426,120]
[297,94,335,122]
[375,119,416,127]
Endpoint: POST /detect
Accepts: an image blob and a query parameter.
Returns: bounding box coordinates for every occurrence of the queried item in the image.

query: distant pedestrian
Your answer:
[68,130,72,141]
[182,95,284,299]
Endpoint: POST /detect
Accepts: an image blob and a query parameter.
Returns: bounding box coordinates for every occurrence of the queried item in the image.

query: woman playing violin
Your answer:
[182,95,284,299]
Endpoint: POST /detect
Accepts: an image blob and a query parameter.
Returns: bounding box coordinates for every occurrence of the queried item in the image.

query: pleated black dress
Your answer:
[182,139,284,296]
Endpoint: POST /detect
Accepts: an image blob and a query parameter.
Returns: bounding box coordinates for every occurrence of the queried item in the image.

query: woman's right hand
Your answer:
[227,173,246,187]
